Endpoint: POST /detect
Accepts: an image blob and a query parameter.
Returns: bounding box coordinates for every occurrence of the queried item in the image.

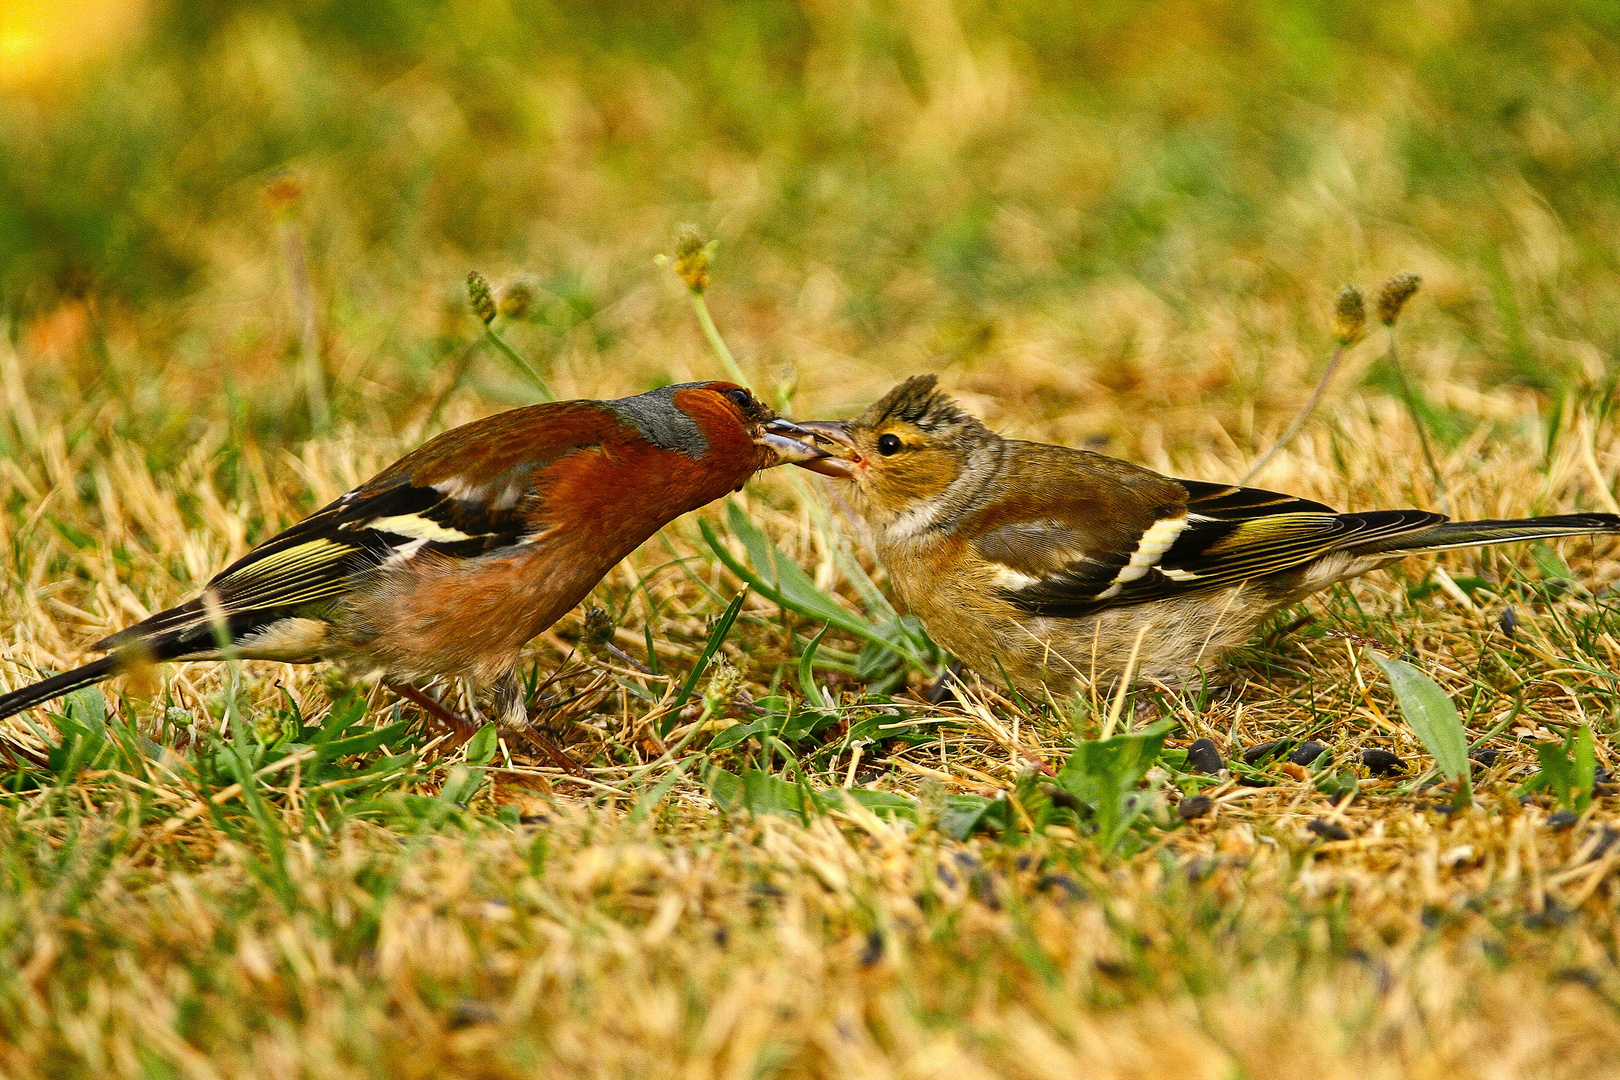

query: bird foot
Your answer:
[507,722,591,780]
[390,683,483,741]
[389,682,588,780]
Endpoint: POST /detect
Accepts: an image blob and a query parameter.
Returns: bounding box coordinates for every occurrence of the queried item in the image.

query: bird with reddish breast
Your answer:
[0,382,837,760]
[796,375,1620,696]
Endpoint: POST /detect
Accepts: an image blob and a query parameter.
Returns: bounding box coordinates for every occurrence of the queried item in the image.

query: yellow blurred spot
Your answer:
[0,0,147,87]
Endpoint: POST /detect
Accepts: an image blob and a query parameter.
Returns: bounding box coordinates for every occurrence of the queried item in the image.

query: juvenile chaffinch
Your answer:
[798,375,1620,695]
[0,382,835,741]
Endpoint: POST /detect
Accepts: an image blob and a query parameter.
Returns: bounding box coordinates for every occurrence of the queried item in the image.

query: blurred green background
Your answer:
[3,0,1618,452]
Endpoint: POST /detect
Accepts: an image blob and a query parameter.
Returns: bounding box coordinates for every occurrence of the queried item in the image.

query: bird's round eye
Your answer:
[726,388,753,408]
[877,433,903,456]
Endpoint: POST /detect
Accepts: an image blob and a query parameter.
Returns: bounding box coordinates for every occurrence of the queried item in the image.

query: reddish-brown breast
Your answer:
[331,390,768,684]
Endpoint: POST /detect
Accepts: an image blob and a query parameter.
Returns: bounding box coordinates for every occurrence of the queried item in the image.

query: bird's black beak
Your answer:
[776,420,860,478]
[756,418,860,477]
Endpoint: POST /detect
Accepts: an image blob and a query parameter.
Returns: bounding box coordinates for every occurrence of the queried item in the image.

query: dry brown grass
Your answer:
[6,324,1620,1076]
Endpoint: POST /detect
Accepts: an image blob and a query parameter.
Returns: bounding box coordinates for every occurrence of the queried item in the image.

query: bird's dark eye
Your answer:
[726,388,753,409]
[877,433,903,456]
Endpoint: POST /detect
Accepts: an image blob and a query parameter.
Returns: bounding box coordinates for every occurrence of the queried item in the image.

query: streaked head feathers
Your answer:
[856,375,987,446]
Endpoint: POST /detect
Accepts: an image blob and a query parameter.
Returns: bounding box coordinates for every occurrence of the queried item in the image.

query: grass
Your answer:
[5,1,1620,1075]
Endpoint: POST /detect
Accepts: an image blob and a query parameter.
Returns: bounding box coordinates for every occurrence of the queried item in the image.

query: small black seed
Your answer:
[1589,828,1620,861]
[1289,741,1329,767]
[1360,748,1405,776]
[1185,856,1220,882]
[1548,810,1579,829]
[1552,967,1602,988]
[1035,873,1087,900]
[1470,748,1500,769]
[1499,606,1518,639]
[859,930,884,966]
[1015,854,1036,872]
[1524,898,1571,929]
[1596,767,1614,785]
[1307,818,1351,841]
[1347,949,1395,995]
[1238,775,1275,788]
[1178,795,1214,820]
[1040,782,1082,811]
[1186,738,1224,774]
[936,865,959,888]
[1243,739,1292,765]
[448,998,498,1029]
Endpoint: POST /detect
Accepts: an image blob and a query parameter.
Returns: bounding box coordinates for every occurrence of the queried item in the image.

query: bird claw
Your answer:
[507,724,591,781]
[389,682,483,741]
[390,681,589,780]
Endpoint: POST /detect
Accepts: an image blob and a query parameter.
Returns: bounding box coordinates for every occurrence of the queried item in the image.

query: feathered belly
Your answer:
[331,546,604,685]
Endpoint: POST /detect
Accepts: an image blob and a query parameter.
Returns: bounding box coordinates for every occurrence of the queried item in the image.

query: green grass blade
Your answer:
[702,513,925,667]
[797,626,831,710]
[664,588,748,734]
[1366,649,1472,806]
[630,766,684,823]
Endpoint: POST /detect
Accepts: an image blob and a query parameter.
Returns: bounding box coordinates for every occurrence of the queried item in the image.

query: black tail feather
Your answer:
[0,656,123,722]
[1348,514,1620,556]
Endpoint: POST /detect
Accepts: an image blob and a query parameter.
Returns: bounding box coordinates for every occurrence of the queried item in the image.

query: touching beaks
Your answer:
[757,418,860,477]
[780,419,860,478]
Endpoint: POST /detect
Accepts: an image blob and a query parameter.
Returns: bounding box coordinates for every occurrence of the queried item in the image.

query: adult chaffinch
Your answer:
[797,375,1620,696]
[0,382,835,747]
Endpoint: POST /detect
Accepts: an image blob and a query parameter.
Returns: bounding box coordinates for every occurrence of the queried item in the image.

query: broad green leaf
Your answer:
[704,764,916,822]
[940,793,1008,840]
[317,719,416,762]
[839,789,918,819]
[1366,649,1472,807]
[705,764,744,812]
[1574,723,1596,813]
[708,719,766,753]
[464,722,498,767]
[728,501,851,626]
[63,687,107,728]
[436,764,484,807]
[1535,740,1576,808]
[1531,725,1597,813]
[1531,542,1574,583]
[1054,718,1175,853]
[744,769,814,821]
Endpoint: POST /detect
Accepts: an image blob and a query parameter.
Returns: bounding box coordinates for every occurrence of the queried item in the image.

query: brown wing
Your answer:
[973,472,1444,618]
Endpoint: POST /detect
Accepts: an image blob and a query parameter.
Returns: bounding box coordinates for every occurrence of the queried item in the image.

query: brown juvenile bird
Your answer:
[0,382,835,743]
[799,375,1620,695]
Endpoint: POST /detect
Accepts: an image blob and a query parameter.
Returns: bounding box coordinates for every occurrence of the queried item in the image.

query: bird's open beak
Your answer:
[757,418,860,478]
[778,420,860,478]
